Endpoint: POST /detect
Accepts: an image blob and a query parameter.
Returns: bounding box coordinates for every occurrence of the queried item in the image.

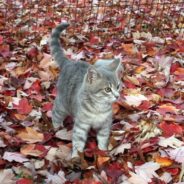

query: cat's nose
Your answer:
[115,94,120,99]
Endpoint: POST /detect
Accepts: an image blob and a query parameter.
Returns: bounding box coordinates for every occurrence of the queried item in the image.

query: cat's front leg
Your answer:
[72,120,90,158]
[97,122,111,151]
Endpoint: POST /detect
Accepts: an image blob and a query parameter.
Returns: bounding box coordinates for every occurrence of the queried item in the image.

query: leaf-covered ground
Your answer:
[0,1,184,183]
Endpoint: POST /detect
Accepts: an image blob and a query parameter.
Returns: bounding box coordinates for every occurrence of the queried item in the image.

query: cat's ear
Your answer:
[108,58,121,71]
[86,66,100,84]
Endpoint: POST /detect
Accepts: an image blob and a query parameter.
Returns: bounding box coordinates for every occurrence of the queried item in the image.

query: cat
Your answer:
[50,23,121,158]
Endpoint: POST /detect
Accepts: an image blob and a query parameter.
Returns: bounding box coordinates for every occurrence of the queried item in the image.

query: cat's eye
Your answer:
[105,87,112,93]
[117,84,120,89]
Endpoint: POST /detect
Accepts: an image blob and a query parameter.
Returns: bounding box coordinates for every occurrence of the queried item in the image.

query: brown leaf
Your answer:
[16,127,44,143]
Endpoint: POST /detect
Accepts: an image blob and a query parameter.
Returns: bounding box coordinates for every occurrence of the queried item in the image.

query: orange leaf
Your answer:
[157,104,178,115]
[174,67,184,75]
[135,66,146,74]
[155,156,173,167]
[97,155,110,168]
[16,127,44,143]
[121,43,137,55]
[20,144,47,157]
[13,113,26,121]
[112,102,120,114]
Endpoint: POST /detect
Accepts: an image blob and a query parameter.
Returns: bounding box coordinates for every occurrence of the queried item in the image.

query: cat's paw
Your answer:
[98,144,108,151]
[52,121,63,131]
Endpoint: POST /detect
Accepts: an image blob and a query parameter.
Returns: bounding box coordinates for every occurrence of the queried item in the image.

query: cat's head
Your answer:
[84,59,122,103]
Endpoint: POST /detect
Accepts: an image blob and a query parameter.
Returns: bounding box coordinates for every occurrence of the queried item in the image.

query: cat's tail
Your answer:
[50,22,70,68]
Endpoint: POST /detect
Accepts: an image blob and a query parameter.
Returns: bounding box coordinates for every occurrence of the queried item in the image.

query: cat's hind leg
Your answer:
[52,98,67,129]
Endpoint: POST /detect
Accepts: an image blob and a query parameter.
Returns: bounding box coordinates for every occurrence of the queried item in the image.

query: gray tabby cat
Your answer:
[50,23,121,158]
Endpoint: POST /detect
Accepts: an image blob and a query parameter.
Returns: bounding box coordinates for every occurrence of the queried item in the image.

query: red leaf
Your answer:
[29,80,41,93]
[159,121,183,137]
[137,100,151,110]
[163,167,180,176]
[34,144,48,158]
[42,102,53,112]
[156,88,175,98]
[170,62,181,74]
[123,81,136,89]
[105,162,123,181]
[14,98,32,115]
[16,178,33,184]
[89,36,100,45]
[0,35,3,44]
[0,44,10,58]
[26,47,39,59]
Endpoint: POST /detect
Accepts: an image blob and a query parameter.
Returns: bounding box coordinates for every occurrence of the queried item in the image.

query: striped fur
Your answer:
[50,23,121,158]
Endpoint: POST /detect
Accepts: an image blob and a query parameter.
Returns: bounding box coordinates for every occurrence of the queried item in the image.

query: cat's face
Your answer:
[84,59,121,103]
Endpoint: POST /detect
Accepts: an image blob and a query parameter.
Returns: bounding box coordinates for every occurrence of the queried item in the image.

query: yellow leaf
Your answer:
[16,127,44,143]
[149,94,161,103]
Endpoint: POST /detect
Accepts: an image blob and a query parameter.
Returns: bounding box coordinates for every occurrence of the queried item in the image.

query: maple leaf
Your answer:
[159,121,183,137]
[16,127,44,143]
[128,162,160,184]
[158,136,184,148]
[13,98,32,115]
[110,143,131,156]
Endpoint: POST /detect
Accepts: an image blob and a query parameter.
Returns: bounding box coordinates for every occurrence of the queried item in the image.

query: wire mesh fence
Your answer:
[0,0,184,40]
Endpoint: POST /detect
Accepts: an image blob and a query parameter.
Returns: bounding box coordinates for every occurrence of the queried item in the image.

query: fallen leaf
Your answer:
[45,170,66,184]
[155,156,173,167]
[16,178,33,184]
[0,169,15,184]
[158,136,184,148]
[159,172,172,183]
[13,98,32,115]
[128,162,160,184]
[97,155,110,168]
[20,144,48,157]
[124,94,148,107]
[55,129,72,141]
[3,152,29,163]
[159,121,183,137]
[110,143,131,156]
[166,146,184,164]
[16,127,44,143]
[157,104,179,115]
